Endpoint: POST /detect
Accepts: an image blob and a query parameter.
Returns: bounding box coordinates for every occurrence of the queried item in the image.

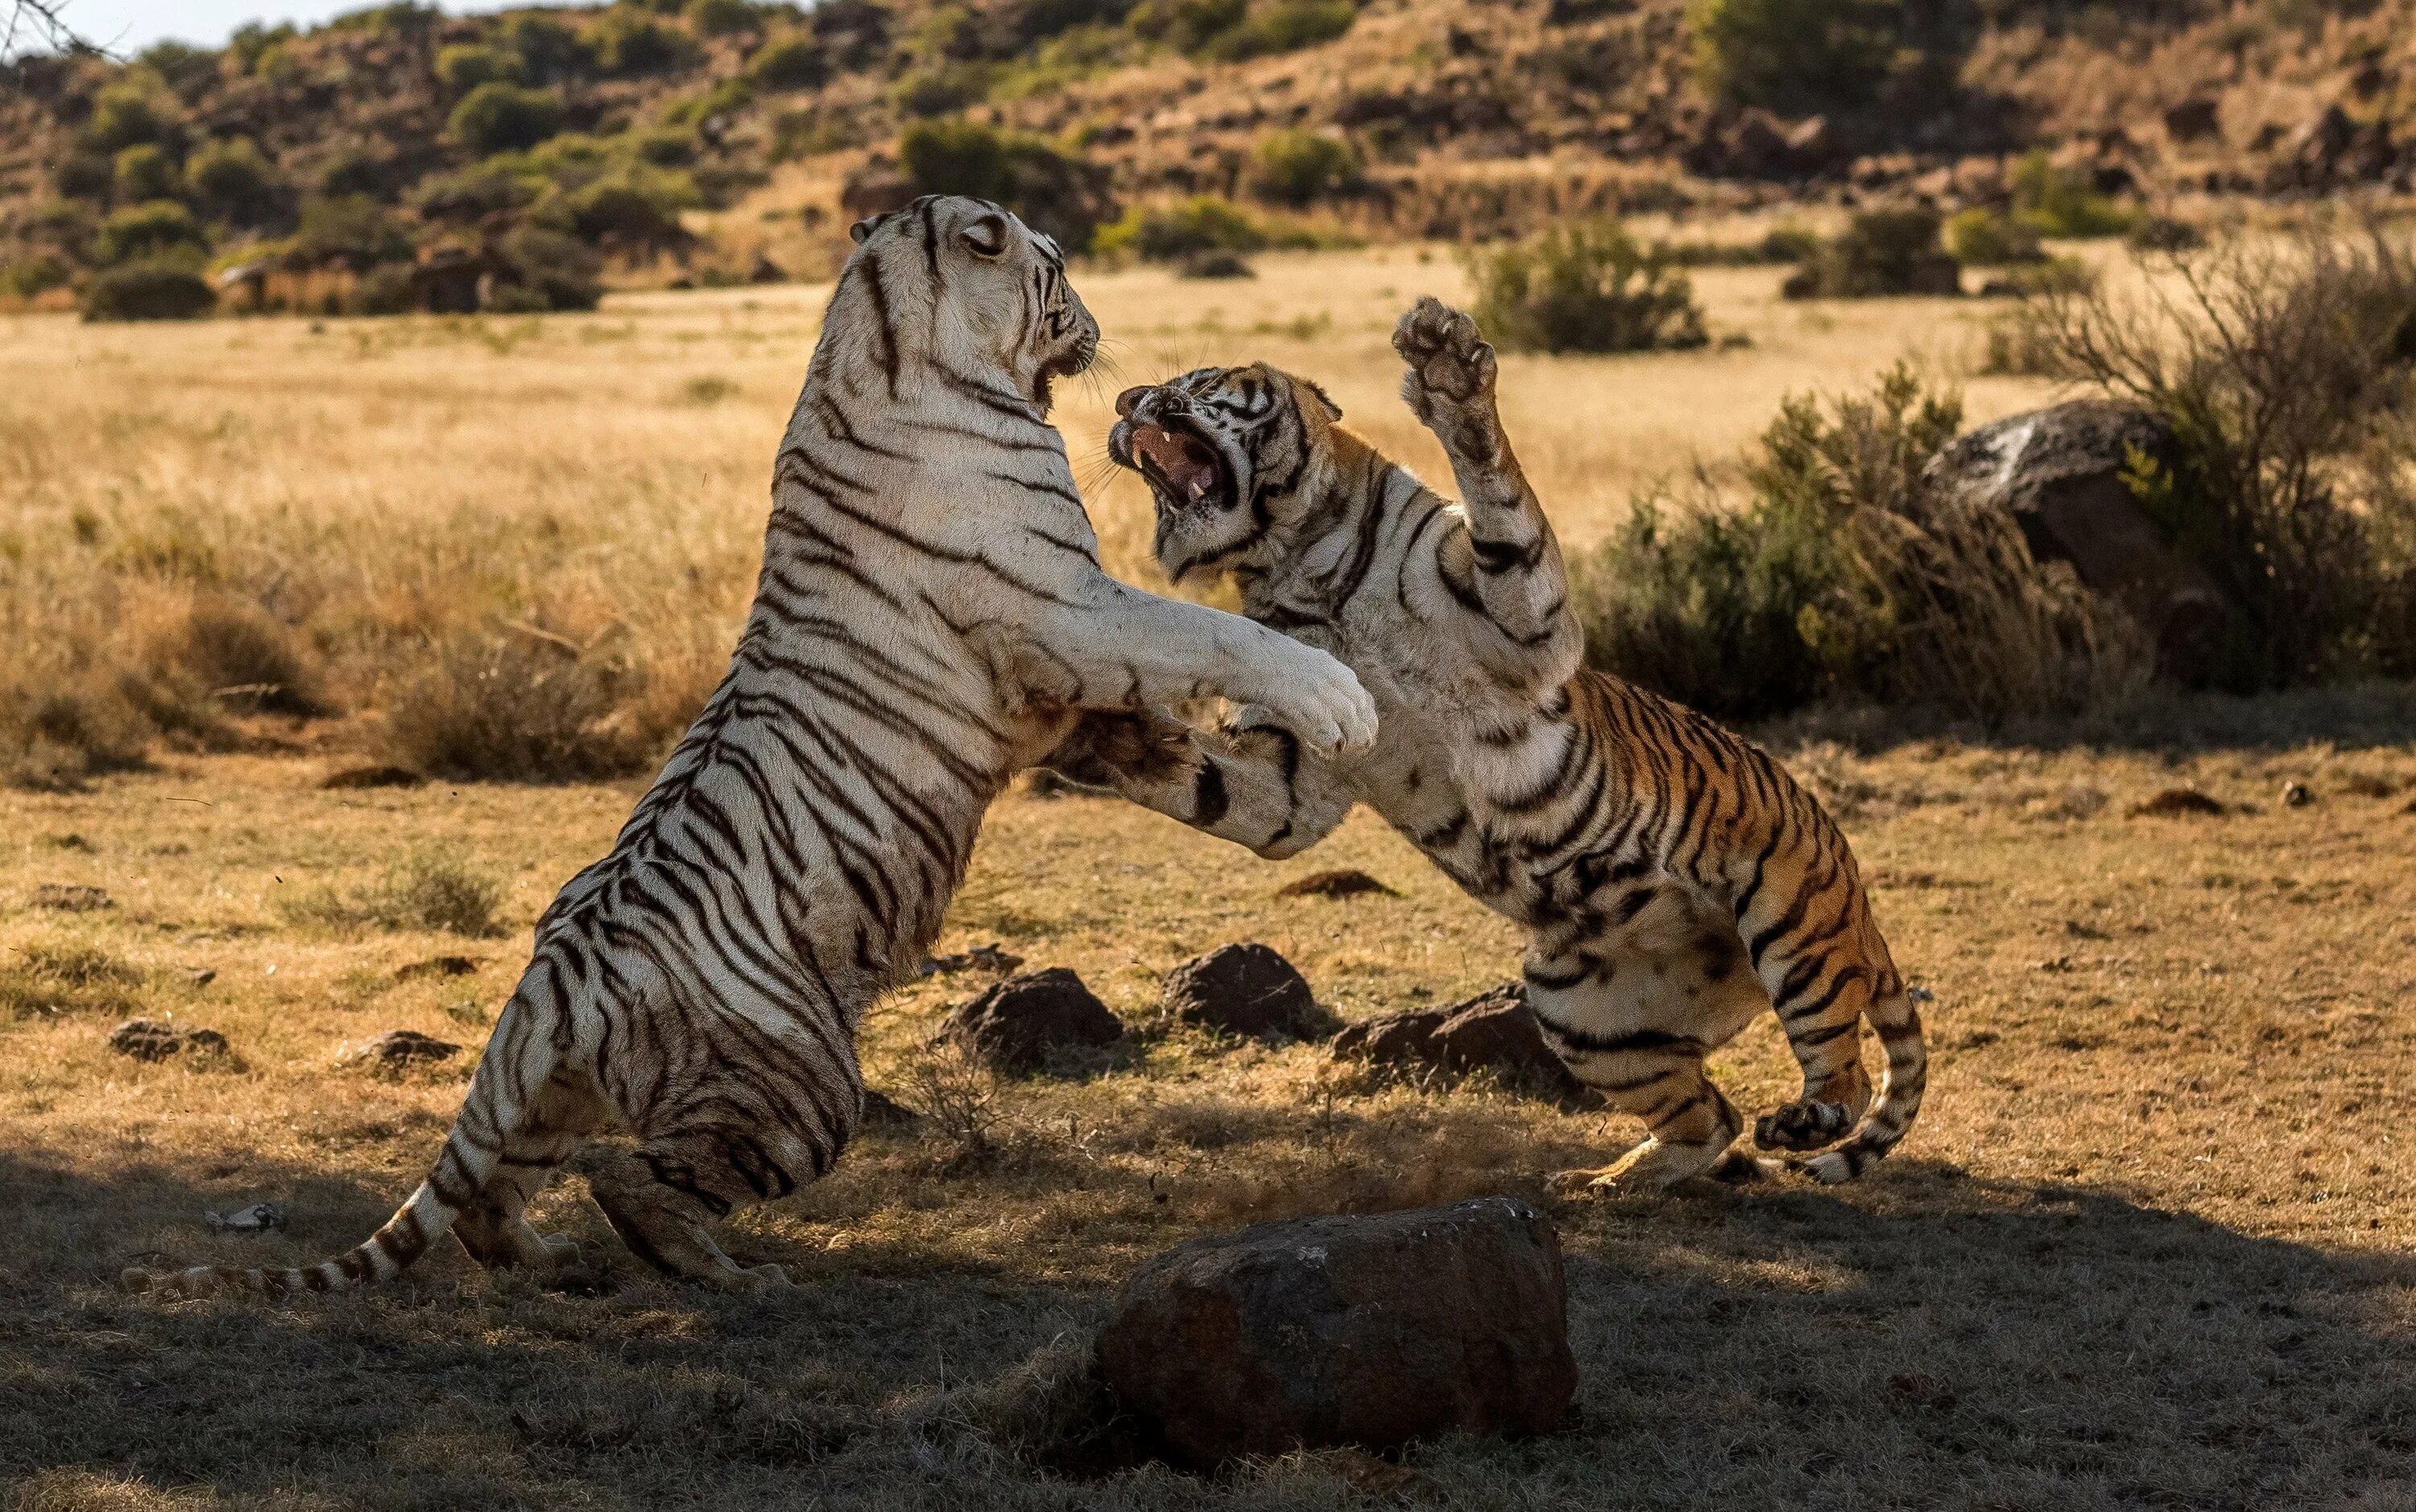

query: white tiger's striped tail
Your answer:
[119,997,546,1299]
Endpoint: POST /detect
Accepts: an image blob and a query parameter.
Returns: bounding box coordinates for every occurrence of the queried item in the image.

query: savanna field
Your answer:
[8,250,2416,1510]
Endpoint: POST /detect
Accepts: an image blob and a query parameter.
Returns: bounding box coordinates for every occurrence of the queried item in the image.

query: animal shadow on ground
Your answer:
[6,1150,2416,1510]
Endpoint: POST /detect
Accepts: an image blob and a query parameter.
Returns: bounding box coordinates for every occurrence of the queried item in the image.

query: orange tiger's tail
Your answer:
[1802,985,1928,1184]
[120,997,549,1299]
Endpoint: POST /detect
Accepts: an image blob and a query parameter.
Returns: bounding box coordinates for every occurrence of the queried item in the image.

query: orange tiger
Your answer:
[1066,298,1926,1191]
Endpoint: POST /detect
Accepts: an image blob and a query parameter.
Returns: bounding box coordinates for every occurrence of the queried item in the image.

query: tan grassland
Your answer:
[6,251,2416,1510]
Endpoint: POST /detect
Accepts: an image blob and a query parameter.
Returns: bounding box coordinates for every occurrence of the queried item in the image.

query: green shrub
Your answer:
[93,200,208,266]
[1943,208,2043,267]
[898,118,1115,249]
[138,40,221,97]
[565,168,699,249]
[2009,151,2136,239]
[494,225,605,311]
[112,143,180,204]
[228,21,298,76]
[1128,0,1243,51]
[1574,366,2133,719]
[746,32,829,89]
[410,164,536,224]
[503,12,593,82]
[1466,219,1707,354]
[1664,225,1821,266]
[687,0,762,35]
[84,79,176,154]
[184,137,282,226]
[448,82,567,155]
[1204,0,1355,59]
[435,42,523,94]
[892,64,996,117]
[2128,213,2205,254]
[1248,128,1359,206]
[592,11,702,75]
[166,597,330,717]
[292,196,412,267]
[82,262,216,321]
[1687,0,1901,112]
[2,254,74,300]
[1782,208,1960,299]
[1093,196,1265,261]
[345,262,422,316]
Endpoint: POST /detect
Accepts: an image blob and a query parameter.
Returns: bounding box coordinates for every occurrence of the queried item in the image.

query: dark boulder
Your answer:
[1331,982,1600,1109]
[940,968,1123,1072]
[1095,1196,1578,1466]
[1924,400,2236,685]
[1161,943,1329,1039]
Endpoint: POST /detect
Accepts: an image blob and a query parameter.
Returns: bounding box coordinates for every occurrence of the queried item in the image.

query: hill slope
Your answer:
[2,0,2412,310]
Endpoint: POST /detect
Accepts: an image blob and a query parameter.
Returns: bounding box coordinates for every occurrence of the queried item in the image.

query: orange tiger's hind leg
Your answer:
[1546,1060,1744,1196]
[1752,933,1882,1156]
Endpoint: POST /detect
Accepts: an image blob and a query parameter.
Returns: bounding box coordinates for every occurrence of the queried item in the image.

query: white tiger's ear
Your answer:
[961,211,1011,258]
[849,217,878,246]
[1304,379,1343,422]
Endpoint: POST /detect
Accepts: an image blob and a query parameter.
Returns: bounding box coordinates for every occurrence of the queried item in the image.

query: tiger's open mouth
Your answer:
[1123,419,1230,511]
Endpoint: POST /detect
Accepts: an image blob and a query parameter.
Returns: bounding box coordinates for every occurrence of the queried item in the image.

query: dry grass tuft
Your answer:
[277,843,507,938]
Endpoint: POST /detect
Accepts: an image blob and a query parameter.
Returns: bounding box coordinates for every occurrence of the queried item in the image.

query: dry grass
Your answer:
[5,707,2416,1508]
[6,251,2416,1509]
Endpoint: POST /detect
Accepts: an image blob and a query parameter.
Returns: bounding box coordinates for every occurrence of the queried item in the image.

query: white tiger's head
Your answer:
[1109,365,1347,585]
[842,195,1098,411]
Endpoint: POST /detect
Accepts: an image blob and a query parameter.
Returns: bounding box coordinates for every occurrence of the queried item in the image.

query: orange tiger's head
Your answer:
[1109,365,1348,585]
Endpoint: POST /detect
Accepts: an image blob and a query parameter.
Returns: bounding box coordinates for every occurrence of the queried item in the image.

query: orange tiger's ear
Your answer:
[1115,386,1148,417]
[961,211,1011,258]
[849,217,878,245]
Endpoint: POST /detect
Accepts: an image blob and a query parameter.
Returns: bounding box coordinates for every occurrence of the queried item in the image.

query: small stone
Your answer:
[1161,944,1330,1039]
[341,1029,462,1071]
[395,955,482,981]
[2129,787,2226,817]
[205,1202,288,1234]
[33,884,112,911]
[2281,780,2314,808]
[921,943,1025,977]
[1096,1197,1579,1466]
[320,765,424,790]
[1274,869,1396,899]
[109,1018,229,1062]
[187,968,217,989]
[940,968,1122,1073]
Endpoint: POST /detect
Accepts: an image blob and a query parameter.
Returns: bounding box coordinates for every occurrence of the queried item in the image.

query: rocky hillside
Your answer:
[2,0,2412,310]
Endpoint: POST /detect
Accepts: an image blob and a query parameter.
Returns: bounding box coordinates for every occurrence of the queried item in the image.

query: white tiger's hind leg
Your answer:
[451,1073,598,1270]
[574,1137,798,1291]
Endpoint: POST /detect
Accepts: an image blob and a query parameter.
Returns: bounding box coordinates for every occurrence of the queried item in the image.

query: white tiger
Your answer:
[123,196,1374,1296]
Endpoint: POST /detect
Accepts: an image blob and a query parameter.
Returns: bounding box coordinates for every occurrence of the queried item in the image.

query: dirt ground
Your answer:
[6,688,2416,1510]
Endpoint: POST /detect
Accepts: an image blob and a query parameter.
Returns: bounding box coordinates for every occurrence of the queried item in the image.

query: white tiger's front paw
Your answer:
[1251,647,1376,758]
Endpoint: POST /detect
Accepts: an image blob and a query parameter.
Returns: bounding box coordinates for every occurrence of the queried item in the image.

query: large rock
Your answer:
[1332,982,1600,1109]
[1161,943,1327,1039]
[1095,1197,1578,1466]
[1923,400,2235,684]
[940,968,1122,1072]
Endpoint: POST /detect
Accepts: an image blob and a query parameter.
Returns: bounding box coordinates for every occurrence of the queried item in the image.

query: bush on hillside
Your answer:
[81,262,216,321]
[564,168,700,250]
[1093,196,1266,261]
[1782,208,1960,299]
[2025,227,2416,684]
[111,143,179,204]
[184,137,283,227]
[1204,0,1355,60]
[93,200,208,266]
[448,82,568,155]
[899,119,1116,249]
[746,33,829,89]
[1466,219,1708,354]
[1574,366,2140,720]
[435,43,523,95]
[493,225,605,311]
[1248,128,1360,206]
[1943,208,2043,267]
[1687,0,1902,113]
[687,0,763,36]
[291,196,412,268]
[83,78,176,154]
[592,11,703,76]
[503,13,593,82]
